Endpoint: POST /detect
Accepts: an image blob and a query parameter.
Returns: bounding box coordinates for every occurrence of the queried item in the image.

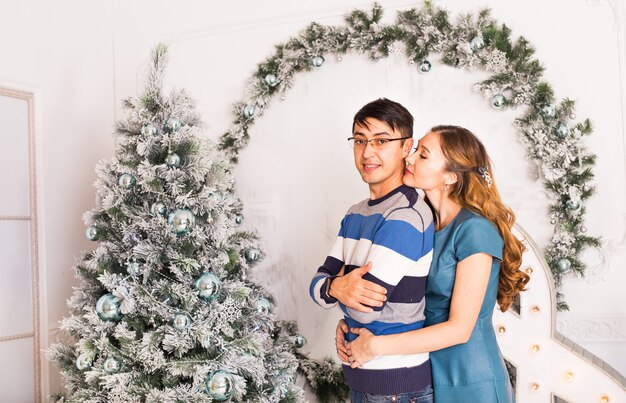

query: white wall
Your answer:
[0,0,624,400]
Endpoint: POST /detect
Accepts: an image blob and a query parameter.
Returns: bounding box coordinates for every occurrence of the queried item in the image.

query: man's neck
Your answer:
[369,178,404,200]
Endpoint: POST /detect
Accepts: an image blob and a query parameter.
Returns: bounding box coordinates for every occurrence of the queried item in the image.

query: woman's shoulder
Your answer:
[453,209,503,243]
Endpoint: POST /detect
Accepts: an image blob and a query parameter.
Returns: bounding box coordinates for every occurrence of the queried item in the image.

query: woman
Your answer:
[336,125,529,403]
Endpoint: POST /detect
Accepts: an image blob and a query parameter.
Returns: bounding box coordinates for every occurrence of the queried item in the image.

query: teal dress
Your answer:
[425,209,514,403]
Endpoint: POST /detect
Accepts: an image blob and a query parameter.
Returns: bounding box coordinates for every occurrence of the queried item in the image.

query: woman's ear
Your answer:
[402,138,414,158]
[444,171,458,186]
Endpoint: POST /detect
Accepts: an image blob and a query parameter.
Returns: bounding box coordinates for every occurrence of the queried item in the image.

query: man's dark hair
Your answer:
[352,98,414,139]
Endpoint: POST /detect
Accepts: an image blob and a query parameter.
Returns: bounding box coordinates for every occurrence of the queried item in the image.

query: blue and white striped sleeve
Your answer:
[309,219,346,308]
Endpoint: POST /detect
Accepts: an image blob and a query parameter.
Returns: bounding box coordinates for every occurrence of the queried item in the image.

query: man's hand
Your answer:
[329,262,387,312]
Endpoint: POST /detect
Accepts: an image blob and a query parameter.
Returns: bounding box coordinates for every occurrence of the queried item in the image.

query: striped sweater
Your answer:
[309,185,435,395]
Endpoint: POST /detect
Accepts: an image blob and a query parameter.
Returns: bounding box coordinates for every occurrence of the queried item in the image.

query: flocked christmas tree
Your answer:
[47,44,306,402]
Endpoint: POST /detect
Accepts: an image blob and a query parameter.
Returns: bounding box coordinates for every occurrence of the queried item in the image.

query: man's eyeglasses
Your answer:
[347,136,411,150]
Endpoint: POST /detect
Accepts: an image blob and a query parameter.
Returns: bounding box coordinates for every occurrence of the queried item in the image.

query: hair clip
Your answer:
[477,166,493,188]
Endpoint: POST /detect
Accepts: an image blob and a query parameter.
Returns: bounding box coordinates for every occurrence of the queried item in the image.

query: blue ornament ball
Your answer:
[243,104,256,118]
[255,297,272,315]
[555,123,569,138]
[566,199,581,211]
[264,74,279,87]
[126,260,143,276]
[245,248,259,263]
[168,208,195,236]
[418,60,431,73]
[235,214,244,225]
[118,173,136,189]
[173,312,192,330]
[556,258,571,274]
[311,56,325,68]
[141,123,158,136]
[205,370,234,401]
[150,201,167,217]
[85,225,99,241]
[165,152,181,168]
[164,116,181,133]
[470,35,485,52]
[491,94,506,109]
[194,272,221,302]
[96,293,122,322]
[103,356,121,374]
[75,353,91,371]
[540,104,557,119]
[294,334,306,348]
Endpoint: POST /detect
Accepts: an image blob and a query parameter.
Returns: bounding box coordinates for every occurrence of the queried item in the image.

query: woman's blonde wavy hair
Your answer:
[432,125,530,312]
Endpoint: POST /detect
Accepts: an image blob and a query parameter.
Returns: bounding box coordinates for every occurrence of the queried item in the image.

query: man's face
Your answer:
[352,118,412,187]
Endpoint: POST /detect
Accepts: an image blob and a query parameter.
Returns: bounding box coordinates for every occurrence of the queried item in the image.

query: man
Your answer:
[309,98,435,402]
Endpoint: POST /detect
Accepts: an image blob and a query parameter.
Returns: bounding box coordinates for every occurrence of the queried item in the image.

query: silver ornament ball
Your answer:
[255,297,272,315]
[150,201,167,217]
[164,116,181,133]
[165,152,181,168]
[491,94,506,109]
[470,36,485,53]
[194,272,221,302]
[555,123,569,138]
[581,226,587,233]
[418,60,431,73]
[173,312,192,331]
[75,353,91,371]
[103,356,121,374]
[96,293,122,322]
[243,104,256,118]
[168,208,195,236]
[264,74,279,87]
[294,334,306,348]
[540,104,557,119]
[85,225,99,241]
[311,56,325,68]
[556,258,572,274]
[235,214,244,225]
[566,199,581,211]
[245,248,259,263]
[550,218,557,225]
[205,370,234,401]
[118,173,136,189]
[141,123,158,136]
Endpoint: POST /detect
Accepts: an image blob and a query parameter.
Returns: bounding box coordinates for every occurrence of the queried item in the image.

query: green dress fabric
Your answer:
[425,209,514,403]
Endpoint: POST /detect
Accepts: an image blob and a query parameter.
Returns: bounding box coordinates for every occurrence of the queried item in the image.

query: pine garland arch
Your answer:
[218,2,601,311]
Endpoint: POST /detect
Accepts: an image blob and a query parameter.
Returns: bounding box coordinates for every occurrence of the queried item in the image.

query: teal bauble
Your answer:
[235,214,244,225]
[194,272,221,302]
[165,152,181,168]
[75,353,91,371]
[118,173,136,189]
[96,293,122,321]
[418,60,431,73]
[126,260,143,276]
[470,35,485,52]
[491,94,506,109]
[555,123,569,138]
[245,248,259,263]
[103,356,121,374]
[243,104,256,118]
[540,104,557,119]
[150,201,167,217]
[85,225,99,241]
[255,297,272,315]
[311,56,325,67]
[205,370,234,401]
[566,199,581,211]
[168,208,195,236]
[173,312,192,330]
[140,123,158,136]
[264,74,279,87]
[556,258,571,274]
[164,116,181,133]
[294,334,306,348]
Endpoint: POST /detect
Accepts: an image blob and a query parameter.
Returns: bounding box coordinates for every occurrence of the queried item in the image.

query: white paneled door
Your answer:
[0,89,41,403]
